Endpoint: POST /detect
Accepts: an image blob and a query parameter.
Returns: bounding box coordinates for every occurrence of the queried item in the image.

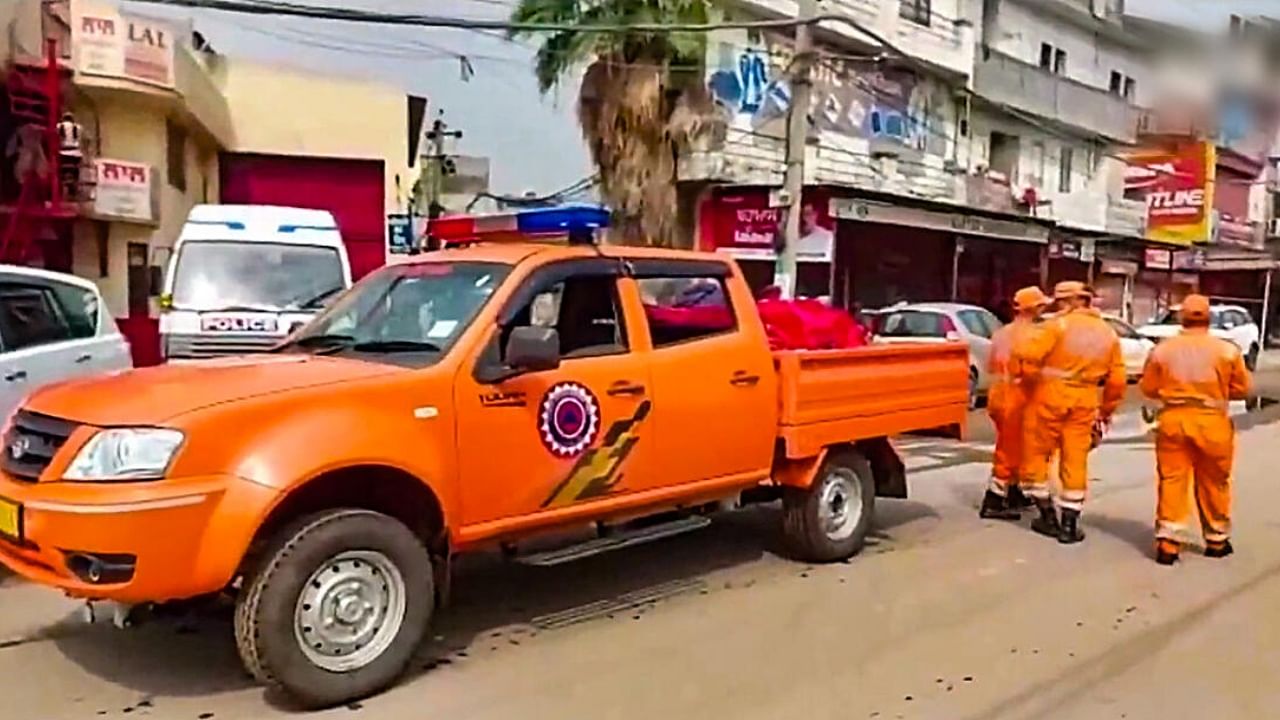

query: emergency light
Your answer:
[427,205,610,247]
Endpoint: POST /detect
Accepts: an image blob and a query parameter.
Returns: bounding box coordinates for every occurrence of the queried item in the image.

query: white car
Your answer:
[870,302,1002,407]
[0,266,133,420]
[1137,304,1261,370]
[1102,315,1155,381]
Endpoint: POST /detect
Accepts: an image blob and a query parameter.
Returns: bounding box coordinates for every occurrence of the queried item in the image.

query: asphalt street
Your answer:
[4,360,1280,719]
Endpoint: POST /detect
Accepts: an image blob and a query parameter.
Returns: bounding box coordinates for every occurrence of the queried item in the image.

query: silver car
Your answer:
[870,302,1003,408]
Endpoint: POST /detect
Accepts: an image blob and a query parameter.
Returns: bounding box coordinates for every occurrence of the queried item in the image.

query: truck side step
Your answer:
[517,516,712,567]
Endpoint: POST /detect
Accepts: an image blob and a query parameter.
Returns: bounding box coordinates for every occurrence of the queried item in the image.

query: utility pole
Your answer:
[776,0,816,298]
[422,111,462,251]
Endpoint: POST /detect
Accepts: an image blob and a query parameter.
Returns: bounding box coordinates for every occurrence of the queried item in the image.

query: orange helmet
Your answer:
[1013,286,1050,312]
[1180,294,1211,324]
[1053,281,1091,300]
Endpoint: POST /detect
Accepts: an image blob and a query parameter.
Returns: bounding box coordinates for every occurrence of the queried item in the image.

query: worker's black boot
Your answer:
[1030,499,1060,538]
[1205,540,1234,558]
[1156,548,1179,565]
[1058,508,1085,545]
[979,490,1021,520]
[1006,484,1034,510]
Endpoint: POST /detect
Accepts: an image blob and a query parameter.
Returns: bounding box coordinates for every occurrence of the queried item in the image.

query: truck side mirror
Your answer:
[506,326,561,373]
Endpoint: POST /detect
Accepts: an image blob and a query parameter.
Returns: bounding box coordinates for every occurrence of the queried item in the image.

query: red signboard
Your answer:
[1122,142,1215,246]
[699,188,833,262]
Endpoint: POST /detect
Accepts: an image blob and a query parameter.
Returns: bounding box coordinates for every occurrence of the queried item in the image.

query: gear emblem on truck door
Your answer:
[539,382,601,457]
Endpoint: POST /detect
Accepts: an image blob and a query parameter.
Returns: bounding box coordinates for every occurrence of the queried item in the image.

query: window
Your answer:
[1109,71,1123,94]
[1105,318,1140,340]
[989,132,1021,183]
[1039,43,1053,70]
[958,308,1001,339]
[1123,77,1136,101]
[1054,49,1067,75]
[48,281,99,339]
[899,0,931,25]
[879,310,947,338]
[0,283,72,351]
[507,274,627,359]
[1059,146,1074,193]
[638,276,736,347]
[166,119,187,191]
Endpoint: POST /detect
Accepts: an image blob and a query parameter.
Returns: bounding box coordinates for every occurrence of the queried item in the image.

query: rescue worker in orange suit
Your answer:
[980,286,1050,520]
[1016,281,1127,543]
[1138,294,1251,565]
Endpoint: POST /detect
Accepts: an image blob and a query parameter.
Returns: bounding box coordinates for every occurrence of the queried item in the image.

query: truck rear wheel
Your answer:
[234,509,434,709]
[781,449,875,562]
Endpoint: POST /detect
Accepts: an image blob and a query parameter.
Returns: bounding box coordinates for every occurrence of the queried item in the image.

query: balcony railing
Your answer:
[973,48,1141,143]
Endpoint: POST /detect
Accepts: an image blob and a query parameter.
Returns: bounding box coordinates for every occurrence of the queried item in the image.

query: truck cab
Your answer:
[159,204,352,360]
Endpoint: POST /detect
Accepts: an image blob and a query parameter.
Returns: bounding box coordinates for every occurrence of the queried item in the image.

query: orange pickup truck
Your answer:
[0,239,966,706]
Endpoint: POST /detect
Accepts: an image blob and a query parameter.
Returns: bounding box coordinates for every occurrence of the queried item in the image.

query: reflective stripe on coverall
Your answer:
[1138,330,1250,552]
[1017,309,1126,511]
[986,318,1043,496]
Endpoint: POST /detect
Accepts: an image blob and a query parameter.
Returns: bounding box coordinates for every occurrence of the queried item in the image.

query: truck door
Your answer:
[631,260,775,490]
[455,259,655,529]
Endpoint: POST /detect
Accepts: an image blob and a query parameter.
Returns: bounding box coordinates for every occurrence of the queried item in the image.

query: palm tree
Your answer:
[510,0,726,246]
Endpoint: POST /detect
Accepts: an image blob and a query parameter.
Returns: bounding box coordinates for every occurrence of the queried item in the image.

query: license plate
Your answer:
[0,497,21,541]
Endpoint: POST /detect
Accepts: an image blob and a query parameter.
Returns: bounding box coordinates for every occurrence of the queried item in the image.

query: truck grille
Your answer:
[165,333,283,359]
[2,411,78,482]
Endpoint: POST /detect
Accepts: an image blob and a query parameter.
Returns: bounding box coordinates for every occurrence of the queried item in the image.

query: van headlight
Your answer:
[64,429,185,481]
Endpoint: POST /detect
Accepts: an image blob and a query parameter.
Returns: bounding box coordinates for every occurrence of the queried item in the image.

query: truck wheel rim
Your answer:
[820,468,862,541]
[294,550,407,673]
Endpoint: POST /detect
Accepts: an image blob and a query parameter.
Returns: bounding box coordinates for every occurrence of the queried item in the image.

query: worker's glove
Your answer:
[1090,418,1108,450]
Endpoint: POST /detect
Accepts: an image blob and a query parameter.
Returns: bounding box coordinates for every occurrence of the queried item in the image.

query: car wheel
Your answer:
[234,509,434,709]
[1247,344,1260,372]
[781,448,876,563]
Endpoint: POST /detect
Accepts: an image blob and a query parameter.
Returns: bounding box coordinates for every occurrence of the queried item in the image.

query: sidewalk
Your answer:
[1259,348,1280,372]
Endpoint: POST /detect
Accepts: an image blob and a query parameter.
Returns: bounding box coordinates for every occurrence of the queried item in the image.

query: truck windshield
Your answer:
[171,241,346,311]
[283,261,509,364]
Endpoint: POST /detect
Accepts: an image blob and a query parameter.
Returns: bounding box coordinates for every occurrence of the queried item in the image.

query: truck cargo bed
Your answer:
[773,343,969,458]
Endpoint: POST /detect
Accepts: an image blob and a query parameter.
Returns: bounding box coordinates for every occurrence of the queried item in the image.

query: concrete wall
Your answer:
[989,0,1152,106]
[218,58,413,217]
[70,97,218,318]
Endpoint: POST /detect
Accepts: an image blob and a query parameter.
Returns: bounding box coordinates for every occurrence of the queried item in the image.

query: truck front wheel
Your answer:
[234,509,434,709]
[781,449,876,562]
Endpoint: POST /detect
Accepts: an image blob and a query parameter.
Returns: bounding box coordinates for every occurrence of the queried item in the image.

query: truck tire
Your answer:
[234,509,434,709]
[781,449,876,563]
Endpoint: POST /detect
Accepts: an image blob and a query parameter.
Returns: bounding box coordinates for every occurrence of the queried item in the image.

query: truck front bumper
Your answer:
[0,473,279,603]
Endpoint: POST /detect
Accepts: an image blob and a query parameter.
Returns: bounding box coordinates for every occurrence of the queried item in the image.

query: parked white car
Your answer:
[1102,315,1155,381]
[870,302,1002,408]
[1137,304,1261,370]
[0,266,133,420]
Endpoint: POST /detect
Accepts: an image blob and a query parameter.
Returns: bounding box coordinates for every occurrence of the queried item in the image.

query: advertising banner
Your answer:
[700,188,833,263]
[71,0,176,88]
[1122,142,1215,246]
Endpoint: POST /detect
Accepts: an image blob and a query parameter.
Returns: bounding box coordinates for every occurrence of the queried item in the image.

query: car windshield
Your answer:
[283,261,509,365]
[1153,308,1225,327]
[170,241,346,312]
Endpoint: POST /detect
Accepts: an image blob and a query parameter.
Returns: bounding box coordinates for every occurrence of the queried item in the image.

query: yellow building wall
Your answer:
[70,97,218,318]
[217,58,413,219]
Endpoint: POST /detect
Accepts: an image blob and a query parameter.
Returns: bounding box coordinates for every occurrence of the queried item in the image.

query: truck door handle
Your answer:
[75,353,92,364]
[4,370,26,382]
[607,381,646,397]
[730,371,760,387]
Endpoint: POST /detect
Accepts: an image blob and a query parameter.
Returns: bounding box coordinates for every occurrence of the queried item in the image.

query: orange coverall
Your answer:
[986,318,1042,496]
[1138,330,1250,552]
[1017,308,1127,511]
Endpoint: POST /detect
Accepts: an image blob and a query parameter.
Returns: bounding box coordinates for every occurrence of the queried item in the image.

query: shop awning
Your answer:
[829,197,1051,244]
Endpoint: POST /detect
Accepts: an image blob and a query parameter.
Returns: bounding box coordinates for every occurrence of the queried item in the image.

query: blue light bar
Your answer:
[513,204,610,235]
[186,219,246,230]
[278,224,338,233]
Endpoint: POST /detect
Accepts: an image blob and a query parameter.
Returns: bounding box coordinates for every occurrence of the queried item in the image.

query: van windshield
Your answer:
[170,241,346,311]
[282,261,510,365]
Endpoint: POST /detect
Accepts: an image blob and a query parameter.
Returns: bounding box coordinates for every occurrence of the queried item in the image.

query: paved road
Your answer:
[5,366,1280,719]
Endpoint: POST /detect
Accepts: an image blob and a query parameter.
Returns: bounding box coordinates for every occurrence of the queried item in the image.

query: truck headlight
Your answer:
[64,429,185,481]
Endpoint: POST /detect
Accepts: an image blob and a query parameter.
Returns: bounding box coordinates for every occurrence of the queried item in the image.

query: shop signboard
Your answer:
[387,214,414,255]
[1143,247,1173,270]
[71,0,176,89]
[1172,248,1207,271]
[1122,141,1215,246]
[91,159,154,224]
[701,188,833,263]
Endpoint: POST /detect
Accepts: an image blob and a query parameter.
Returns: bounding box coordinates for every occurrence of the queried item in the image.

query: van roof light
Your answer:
[427,205,610,247]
